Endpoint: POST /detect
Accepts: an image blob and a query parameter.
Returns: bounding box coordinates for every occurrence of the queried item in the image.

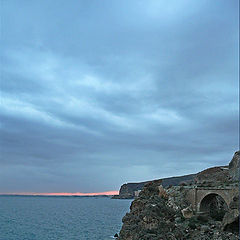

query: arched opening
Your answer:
[200,194,228,221]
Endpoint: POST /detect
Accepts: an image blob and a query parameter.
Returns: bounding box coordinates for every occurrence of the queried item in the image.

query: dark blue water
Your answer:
[0,196,132,240]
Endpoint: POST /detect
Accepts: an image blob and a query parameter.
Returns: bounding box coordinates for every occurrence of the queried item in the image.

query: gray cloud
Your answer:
[0,0,238,193]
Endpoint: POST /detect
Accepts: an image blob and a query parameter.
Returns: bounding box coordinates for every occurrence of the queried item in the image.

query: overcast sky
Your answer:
[0,0,239,193]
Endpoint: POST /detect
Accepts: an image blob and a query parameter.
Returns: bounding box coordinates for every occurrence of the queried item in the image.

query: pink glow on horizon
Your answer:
[1,190,119,196]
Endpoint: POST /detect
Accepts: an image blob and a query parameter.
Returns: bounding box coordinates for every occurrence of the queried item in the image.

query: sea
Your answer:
[0,196,132,240]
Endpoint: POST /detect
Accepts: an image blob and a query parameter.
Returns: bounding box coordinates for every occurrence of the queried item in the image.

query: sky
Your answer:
[0,0,239,193]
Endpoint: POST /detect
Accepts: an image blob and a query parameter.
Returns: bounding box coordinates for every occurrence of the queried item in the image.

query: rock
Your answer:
[229,196,239,209]
[118,180,180,240]
[181,206,193,219]
[201,225,210,232]
[166,186,190,211]
[142,215,158,230]
[222,209,239,233]
[175,217,182,223]
[222,194,239,234]
[114,233,119,238]
[229,151,240,182]
[195,166,229,185]
[158,185,168,199]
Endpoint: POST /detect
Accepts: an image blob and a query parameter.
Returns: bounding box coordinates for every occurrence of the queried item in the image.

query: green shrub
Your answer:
[188,222,196,229]
[197,214,209,223]
[188,216,198,229]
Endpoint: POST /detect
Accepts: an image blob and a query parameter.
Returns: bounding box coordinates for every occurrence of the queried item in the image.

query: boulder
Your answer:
[222,195,239,233]
[158,185,168,199]
[181,206,193,219]
[222,209,239,233]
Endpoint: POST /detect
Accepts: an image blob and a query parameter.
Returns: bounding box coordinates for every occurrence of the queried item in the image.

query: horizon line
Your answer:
[0,190,119,196]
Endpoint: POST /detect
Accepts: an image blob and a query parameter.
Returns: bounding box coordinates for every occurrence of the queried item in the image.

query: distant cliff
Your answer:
[113,173,196,199]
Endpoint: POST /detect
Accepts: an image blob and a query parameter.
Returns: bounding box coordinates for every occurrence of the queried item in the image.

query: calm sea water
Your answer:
[0,196,132,240]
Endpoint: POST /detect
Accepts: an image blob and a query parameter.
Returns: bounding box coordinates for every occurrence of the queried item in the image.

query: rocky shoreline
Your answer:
[115,151,239,240]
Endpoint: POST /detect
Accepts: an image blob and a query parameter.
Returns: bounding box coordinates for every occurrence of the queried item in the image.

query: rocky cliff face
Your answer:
[221,151,240,234]
[117,182,148,199]
[229,151,240,182]
[116,151,239,240]
[195,166,229,184]
[118,180,186,240]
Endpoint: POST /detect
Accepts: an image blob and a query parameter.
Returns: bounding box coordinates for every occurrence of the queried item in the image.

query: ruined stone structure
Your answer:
[185,151,240,214]
[186,186,238,212]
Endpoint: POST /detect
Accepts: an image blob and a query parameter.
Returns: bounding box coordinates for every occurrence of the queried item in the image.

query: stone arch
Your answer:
[200,193,227,211]
[199,193,228,220]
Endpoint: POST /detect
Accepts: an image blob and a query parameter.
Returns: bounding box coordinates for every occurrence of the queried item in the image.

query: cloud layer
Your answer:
[0,0,238,193]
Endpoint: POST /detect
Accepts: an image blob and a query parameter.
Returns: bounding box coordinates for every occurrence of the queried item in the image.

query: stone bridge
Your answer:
[186,186,238,213]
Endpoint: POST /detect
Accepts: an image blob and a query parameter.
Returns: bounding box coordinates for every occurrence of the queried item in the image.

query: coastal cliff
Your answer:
[116,151,239,240]
[113,174,196,199]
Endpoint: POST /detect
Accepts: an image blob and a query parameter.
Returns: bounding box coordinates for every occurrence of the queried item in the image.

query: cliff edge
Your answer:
[113,174,196,199]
